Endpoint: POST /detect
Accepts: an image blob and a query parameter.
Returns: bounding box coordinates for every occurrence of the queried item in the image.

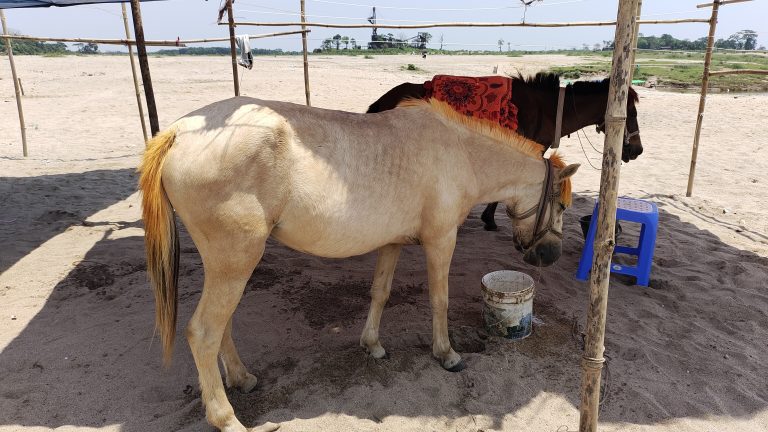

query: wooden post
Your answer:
[686,0,721,197]
[122,3,148,143]
[226,0,239,96]
[130,0,160,136]
[300,0,311,106]
[1,10,28,157]
[628,0,643,81]
[578,1,638,432]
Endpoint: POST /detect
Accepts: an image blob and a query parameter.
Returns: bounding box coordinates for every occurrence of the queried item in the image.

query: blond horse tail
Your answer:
[138,128,179,366]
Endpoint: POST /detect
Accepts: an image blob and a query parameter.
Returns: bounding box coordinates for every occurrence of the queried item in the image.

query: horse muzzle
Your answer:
[522,240,562,267]
[622,130,643,162]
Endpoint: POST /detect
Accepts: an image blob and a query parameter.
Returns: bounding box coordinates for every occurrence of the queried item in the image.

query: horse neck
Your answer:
[565,85,608,134]
[512,84,606,145]
[458,130,547,204]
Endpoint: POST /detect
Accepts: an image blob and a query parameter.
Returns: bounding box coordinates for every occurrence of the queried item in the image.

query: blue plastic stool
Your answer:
[576,197,658,286]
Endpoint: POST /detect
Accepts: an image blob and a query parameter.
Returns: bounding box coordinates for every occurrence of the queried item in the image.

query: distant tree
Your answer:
[332,34,342,50]
[507,42,511,51]
[593,43,601,51]
[74,42,99,54]
[419,32,432,49]
[321,38,333,50]
[341,36,350,49]
[498,38,504,52]
[1,33,67,55]
[413,32,431,49]
[350,38,357,49]
[439,34,444,51]
[736,30,758,50]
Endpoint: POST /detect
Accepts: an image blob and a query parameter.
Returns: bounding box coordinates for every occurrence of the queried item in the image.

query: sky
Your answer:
[1,0,766,52]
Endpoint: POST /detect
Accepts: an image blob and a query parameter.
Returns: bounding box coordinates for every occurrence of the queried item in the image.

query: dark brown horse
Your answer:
[366,72,642,230]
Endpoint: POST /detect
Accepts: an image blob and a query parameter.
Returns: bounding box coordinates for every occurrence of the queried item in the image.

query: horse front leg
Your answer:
[360,244,402,359]
[423,231,465,372]
[481,202,499,231]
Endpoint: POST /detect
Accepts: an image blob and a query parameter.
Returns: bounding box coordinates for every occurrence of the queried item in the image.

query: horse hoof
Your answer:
[237,373,259,394]
[249,421,280,432]
[444,358,466,373]
[362,342,388,359]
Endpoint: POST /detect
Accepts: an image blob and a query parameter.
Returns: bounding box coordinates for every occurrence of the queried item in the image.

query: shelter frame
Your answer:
[0,0,759,429]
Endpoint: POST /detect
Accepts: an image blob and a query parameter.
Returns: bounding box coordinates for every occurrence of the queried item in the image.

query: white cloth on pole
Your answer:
[235,35,253,70]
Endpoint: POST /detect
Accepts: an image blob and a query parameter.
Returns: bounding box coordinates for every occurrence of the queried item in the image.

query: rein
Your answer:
[506,158,562,251]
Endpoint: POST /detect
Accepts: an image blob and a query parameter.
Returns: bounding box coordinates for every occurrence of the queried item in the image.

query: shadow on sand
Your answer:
[1,188,766,431]
[0,169,139,274]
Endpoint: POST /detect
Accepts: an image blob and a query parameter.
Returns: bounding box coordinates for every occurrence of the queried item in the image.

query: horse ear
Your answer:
[558,163,580,181]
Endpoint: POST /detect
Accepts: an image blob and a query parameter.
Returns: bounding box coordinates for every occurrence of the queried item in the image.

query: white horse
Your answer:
[139,96,578,432]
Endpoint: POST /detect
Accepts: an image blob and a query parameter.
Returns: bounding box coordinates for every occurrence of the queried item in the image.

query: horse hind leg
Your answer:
[220,318,258,393]
[186,233,278,432]
[360,244,402,359]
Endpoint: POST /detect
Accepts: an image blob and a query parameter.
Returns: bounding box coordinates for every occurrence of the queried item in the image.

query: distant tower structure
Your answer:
[368,7,377,38]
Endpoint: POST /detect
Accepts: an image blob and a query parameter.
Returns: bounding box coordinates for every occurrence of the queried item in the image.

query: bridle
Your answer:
[505,158,562,251]
[596,118,640,146]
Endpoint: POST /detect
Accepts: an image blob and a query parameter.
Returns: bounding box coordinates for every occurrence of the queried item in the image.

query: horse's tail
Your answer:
[138,128,180,366]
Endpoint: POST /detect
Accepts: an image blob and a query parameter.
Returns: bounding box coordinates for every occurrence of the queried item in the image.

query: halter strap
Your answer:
[506,158,562,251]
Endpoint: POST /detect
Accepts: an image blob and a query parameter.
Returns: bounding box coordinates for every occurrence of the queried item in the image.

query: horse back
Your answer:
[366,82,426,113]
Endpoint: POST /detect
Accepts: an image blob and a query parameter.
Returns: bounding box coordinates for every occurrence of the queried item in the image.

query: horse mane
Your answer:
[569,76,639,103]
[400,98,573,206]
[514,71,561,91]
[515,72,639,104]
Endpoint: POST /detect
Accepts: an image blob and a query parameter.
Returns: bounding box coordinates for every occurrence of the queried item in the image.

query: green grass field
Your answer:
[548,50,768,92]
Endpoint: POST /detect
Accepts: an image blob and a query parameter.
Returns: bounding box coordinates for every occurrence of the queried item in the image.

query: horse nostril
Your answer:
[536,243,561,264]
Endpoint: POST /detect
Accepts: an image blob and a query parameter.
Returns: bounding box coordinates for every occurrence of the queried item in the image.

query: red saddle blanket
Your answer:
[424,75,519,131]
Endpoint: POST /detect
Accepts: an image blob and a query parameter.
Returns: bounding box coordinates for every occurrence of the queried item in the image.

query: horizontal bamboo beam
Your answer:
[224,18,709,29]
[0,34,183,46]
[178,29,310,44]
[0,30,311,47]
[697,0,752,8]
[709,69,768,76]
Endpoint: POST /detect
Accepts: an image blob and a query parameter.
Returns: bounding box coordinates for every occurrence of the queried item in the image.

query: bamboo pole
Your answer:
[0,34,184,46]
[628,0,643,81]
[122,3,148,143]
[578,1,638,431]
[225,18,708,29]
[697,0,751,8]
[175,30,310,44]
[0,31,309,46]
[708,69,768,76]
[1,10,28,157]
[686,0,720,197]
[300,0,311,106]
[226,0,239,97]
[130,0,159,136]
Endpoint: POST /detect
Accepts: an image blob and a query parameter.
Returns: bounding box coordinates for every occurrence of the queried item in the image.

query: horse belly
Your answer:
[271,207,416,258]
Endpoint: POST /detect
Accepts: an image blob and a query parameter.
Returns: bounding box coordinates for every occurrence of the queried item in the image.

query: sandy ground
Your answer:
[1,54,767,432]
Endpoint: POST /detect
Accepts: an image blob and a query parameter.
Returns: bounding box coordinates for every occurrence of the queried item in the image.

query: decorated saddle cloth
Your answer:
[424,75,519,131]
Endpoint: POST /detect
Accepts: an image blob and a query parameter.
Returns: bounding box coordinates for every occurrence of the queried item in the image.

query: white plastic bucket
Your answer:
[481,270,535,340]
